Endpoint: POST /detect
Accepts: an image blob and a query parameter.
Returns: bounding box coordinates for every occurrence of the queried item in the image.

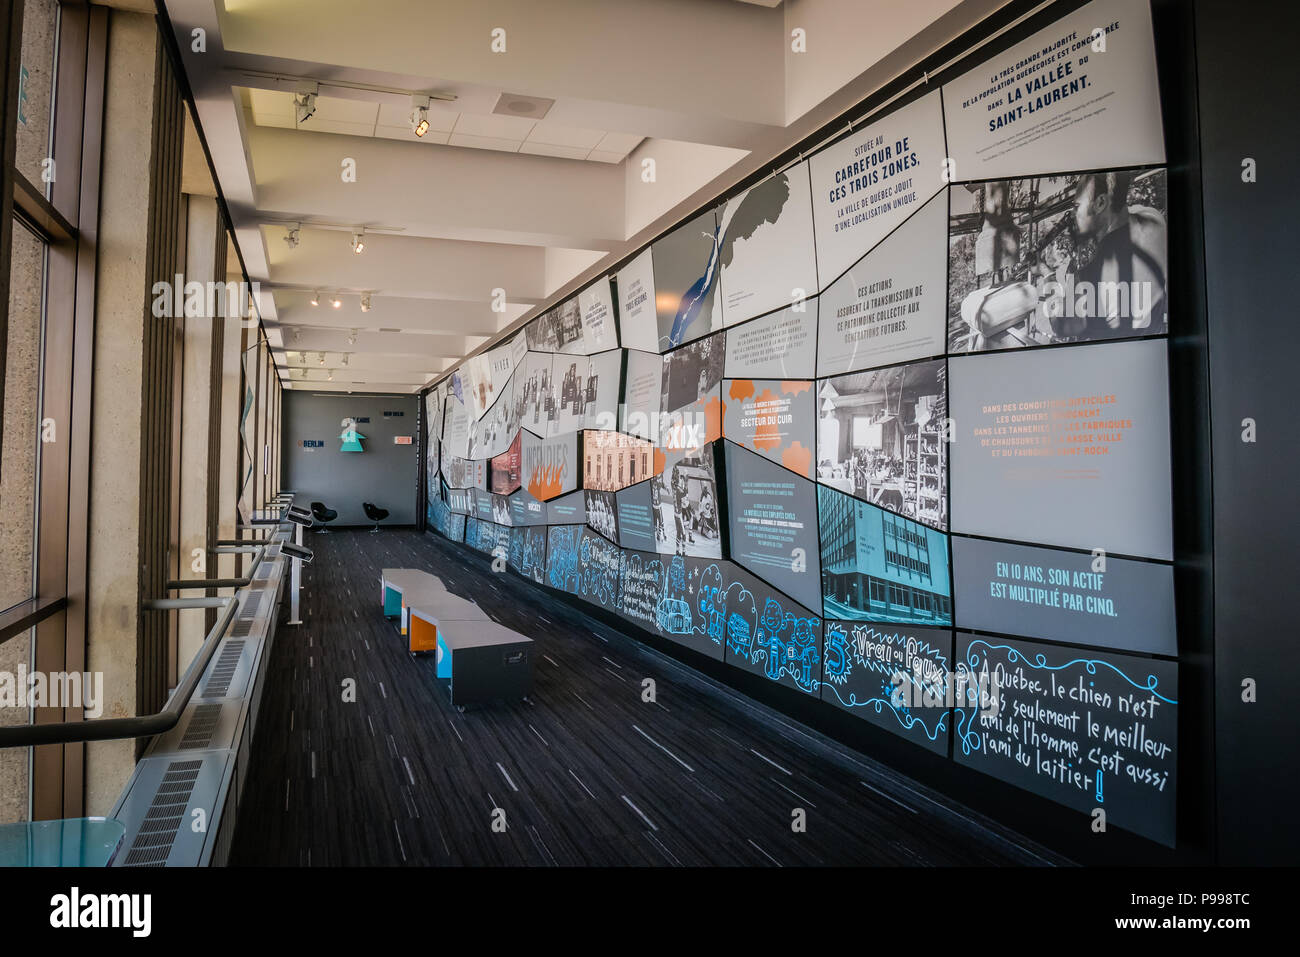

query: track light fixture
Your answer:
[331,296,342,309]
[410,95,431,137]
[359,294,371,313]
[294,91,317,124]
[310,291,320,306]
[342,354,350,366]
[351,228,366,254]
[348,328,359,345]
[318,353,326,365]
[284,223,301,249]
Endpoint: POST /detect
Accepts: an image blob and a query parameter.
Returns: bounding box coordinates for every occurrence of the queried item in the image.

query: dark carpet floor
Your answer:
[228,528,1067,866]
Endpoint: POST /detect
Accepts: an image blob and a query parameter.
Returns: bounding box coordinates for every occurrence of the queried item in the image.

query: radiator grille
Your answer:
[178,703,222,750]
[120,760,202,867]
[201,640,245,697]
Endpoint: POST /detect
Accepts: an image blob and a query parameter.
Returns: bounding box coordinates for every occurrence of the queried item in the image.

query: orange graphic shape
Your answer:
[782,440,813,479]
[781,380,811,396]
[527,464,566,501]
[698,395,722,446]
[728,379,755,402]
[653,446,667,475]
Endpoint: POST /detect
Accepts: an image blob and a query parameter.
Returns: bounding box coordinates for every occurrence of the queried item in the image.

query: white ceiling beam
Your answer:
[263,226,547,302]
[215,0,787,128]
[246,124,625,250]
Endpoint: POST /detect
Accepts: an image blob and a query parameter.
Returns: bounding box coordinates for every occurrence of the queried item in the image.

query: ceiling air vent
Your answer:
[378,327,402,333]
[493,92,554,119]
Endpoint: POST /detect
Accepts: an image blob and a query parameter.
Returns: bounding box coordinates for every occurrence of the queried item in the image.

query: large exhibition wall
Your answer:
[422,0,1181,850]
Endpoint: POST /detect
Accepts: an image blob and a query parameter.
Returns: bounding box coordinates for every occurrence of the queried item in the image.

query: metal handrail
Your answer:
[0,595,242,748]
[164,543,267,590]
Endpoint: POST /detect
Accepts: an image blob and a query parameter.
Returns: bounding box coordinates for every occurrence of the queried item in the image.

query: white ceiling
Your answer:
[245,88,645,162]
[162,0,984,393]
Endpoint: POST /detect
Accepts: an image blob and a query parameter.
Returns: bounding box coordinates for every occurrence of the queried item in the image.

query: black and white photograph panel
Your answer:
[948,168,1168,352]
[661,330,726,417]
[584,489,620,543]
[816,359,947,530]
[650,444,722,559]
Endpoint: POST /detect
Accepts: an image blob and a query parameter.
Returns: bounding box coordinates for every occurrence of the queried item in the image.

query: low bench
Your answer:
[380,568,446,637]
[406,591,488,655]
[431,620,534,711]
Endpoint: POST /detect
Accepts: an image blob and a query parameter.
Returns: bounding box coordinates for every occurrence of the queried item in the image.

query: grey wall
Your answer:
[282,391,419,526]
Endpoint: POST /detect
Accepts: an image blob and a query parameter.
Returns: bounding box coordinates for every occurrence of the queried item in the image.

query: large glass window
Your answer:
[14,0,60,194]
[0,219,47,825]
[0,221,46,613]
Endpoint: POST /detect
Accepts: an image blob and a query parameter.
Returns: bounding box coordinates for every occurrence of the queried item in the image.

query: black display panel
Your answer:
[714,560,823,696]
[545,525,622,613]
[545,488,586,525]
[615,481,656,552]
[508,526,547,583]
[952,537,1176,656]
[821,621,953,754]
[954,633,1177,847]
[507,487,548,526]
[618,551,724,662]
[464,518,508,558]
[724,442,822,612]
